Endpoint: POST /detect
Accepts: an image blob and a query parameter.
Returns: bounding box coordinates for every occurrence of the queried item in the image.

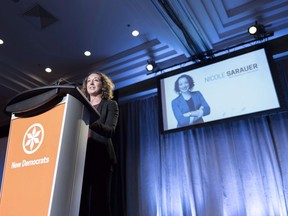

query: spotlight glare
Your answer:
[146,64,154,71]
[132,30,139,37]
[84,51,91,56]
[0,39,3,45]
[248,26,257,35]
[146,60,158,72]
[247,22,272,39]
[45,67,52,73]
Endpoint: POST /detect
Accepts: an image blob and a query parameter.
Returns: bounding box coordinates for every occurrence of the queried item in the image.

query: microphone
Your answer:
[54,78,81,86]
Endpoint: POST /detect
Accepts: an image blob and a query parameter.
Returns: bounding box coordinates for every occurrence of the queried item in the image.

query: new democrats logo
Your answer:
[11,123,50,169]
[23,123,44,154]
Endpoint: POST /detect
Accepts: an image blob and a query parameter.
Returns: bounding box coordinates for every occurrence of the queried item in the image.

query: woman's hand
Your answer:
[185,108,204,118]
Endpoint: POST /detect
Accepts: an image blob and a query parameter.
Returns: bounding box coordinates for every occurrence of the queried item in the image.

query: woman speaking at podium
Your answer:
[79,72,119,216]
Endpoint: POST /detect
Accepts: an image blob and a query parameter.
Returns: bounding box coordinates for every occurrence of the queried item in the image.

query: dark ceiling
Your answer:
[0,0,288,126]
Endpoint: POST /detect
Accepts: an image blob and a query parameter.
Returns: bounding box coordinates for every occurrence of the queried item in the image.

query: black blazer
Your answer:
[89,99,119,164]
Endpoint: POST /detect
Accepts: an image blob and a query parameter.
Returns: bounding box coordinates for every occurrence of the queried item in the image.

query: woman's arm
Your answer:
[172,99,191,126]
[90,100,119,138]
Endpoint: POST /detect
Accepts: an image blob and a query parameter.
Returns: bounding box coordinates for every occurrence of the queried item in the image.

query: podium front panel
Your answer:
[0,94,90,216]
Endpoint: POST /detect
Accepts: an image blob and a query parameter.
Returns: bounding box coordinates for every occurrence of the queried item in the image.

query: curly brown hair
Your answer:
[81,72,115,100]
[174,74,195,94]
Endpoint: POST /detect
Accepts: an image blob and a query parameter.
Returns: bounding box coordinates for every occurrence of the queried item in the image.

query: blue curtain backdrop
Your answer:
[117,57,288,216]
[119,95,288,216]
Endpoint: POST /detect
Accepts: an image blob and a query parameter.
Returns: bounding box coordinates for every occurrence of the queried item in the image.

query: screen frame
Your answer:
[157,43,287,133]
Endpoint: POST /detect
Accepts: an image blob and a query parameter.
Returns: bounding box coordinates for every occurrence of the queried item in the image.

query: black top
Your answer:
[88,99,119,164]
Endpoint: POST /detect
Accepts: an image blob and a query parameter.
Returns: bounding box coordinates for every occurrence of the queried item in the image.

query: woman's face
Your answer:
[87,73,102,96]
[178,77,190,93]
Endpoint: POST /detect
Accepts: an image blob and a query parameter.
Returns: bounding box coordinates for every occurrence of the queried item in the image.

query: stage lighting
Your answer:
[146,60,157,72]
[248,22,273,39]
[248,22,265,35]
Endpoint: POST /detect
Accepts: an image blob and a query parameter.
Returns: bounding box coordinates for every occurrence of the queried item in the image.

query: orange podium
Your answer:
[0,85,99,216]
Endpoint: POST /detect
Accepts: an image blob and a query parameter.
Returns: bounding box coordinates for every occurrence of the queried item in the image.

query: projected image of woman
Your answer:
[172,74,210,127]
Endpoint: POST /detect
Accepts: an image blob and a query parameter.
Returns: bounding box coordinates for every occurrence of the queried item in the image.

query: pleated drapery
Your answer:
[119,95,288,216]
